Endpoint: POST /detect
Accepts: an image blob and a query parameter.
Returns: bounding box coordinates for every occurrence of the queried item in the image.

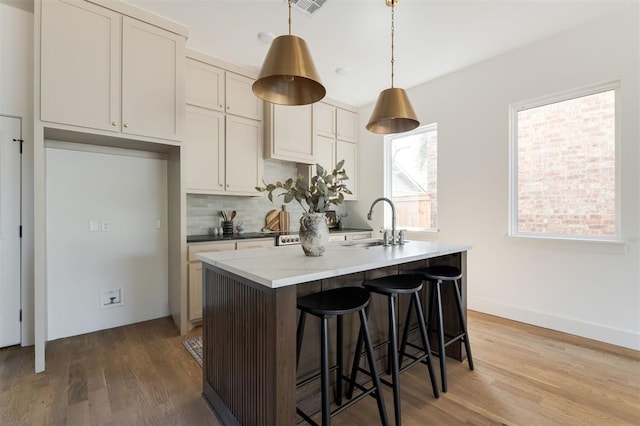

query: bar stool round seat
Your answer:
[416,265,474,394]
[347,274,439,426]
[296,286,388,426]
[297,286,371,316]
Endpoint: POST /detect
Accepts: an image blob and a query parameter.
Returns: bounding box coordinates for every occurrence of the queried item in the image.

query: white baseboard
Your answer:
[469,297,640,351]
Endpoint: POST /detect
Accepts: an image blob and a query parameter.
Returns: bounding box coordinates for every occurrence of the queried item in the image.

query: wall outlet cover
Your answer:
[100,287,124,308]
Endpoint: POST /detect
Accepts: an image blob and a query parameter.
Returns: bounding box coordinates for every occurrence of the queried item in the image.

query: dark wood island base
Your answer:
[200,243,468,425]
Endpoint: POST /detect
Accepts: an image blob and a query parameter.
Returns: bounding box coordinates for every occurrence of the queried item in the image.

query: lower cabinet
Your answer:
[187,238,274,322]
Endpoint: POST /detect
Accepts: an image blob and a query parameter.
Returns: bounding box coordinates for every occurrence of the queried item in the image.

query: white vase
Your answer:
[299,212,329,257]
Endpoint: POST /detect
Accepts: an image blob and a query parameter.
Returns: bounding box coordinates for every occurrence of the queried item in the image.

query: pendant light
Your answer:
[252,0,326,105]
[367,0,419,134]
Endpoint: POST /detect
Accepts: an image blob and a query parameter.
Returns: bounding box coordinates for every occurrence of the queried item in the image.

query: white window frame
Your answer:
[508,81,622,242]
[384,123,438,232]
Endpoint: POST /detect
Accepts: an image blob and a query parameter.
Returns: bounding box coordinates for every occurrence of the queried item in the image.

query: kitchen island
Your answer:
[197,239,470,425]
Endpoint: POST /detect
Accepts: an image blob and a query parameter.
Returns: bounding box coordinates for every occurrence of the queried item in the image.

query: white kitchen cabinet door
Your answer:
[188,262,203,321]
[185,105,225,193]
[337,139,358,200]
[186,58,224,111]
[313,134,335,172]
[225,115,263,194]
[336,108,358,142]
[265,104,314,163]
[313,102,336,138]
[226,72,262,121]
[122,16,184,141]
[40,0,121,132]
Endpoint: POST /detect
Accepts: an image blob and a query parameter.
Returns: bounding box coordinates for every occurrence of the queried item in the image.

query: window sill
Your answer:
[507,233,630,254]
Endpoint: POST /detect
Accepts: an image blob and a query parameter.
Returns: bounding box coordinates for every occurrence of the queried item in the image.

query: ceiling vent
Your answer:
[292,0,327,15]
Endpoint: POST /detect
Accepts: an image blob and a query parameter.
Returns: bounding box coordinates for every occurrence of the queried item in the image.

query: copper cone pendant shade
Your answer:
[367,87,419,134]
[252,34,326,105]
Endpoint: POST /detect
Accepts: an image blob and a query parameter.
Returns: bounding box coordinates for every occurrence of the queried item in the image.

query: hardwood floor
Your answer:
[1,312,638,425]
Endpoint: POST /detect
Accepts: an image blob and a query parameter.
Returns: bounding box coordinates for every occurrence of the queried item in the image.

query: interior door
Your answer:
[0,116,22,348]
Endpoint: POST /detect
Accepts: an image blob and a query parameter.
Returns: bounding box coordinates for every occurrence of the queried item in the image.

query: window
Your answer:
[510,84,618,240]
[385,124,438,231]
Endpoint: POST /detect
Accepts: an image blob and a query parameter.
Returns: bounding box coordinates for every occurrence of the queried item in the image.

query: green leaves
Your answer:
[255,161,352,213]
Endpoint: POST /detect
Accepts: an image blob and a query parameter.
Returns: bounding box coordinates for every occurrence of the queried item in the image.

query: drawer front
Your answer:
[188,242,236,261]
[329,234,346,242]
[236,239,274,250]
[347,232,372,240]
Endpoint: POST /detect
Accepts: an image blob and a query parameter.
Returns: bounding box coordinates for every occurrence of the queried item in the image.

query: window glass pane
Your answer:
[389,126,438,230]
[516,90,615,237]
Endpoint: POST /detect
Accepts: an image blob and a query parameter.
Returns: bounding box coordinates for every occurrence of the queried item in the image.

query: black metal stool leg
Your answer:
[320,316,331,426]
[336,315,344,405]
[453,279,474,370]
[388,295,402,426]
[412,293,440,399]
[359,309,389,426]
[398,294,414,368]
[434,280,447,393]
[296,311,306,369]
[346,306,366,400]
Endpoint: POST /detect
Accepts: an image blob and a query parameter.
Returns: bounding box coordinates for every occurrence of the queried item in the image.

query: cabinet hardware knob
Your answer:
[227,106,230,110]
[111,121,117,126]
[219,104,223,108]
[123,123,129,128]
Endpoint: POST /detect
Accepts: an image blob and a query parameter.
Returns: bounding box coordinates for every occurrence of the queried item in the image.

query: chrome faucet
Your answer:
[367,197,400,246]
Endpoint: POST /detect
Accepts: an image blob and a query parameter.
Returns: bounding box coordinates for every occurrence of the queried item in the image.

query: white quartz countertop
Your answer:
[196,239,471,289]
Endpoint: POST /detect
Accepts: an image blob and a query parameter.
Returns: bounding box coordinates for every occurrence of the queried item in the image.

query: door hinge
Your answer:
[19,225,22,238]
[13,138,23,154]
[19,309,22,322]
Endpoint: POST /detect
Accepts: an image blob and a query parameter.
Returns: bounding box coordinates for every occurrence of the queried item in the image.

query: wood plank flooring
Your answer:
[1,312,638,425]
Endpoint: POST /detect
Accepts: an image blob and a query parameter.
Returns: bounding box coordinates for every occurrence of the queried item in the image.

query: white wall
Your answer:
[45,143,169,340]
[356,6,640,350]
[0,3,34,346]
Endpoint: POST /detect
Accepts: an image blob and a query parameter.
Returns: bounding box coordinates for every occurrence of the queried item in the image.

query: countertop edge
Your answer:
[197,240,471,289]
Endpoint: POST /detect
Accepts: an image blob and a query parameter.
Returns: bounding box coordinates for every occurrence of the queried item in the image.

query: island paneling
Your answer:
[199,240,470,425]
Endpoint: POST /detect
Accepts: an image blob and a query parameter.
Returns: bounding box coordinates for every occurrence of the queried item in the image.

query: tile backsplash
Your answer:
[187,159,347,235]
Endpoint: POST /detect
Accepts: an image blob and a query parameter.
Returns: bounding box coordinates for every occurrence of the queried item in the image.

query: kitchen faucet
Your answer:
[367,197,402,246]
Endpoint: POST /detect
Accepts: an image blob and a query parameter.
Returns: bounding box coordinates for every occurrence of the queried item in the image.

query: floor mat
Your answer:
[183,336,202,367]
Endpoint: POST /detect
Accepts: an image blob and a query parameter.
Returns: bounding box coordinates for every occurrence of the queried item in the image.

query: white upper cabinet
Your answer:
[265,104,314,164]
[185,105,225,193]
[121,17,184,141]
[40,0,120,133]
[40,0,185,143]
[314,102,336,138]
[186,58,225,112]
[313,134,335,173]
[184,51,264,196]
[226,72,262,121]
[311,100,359,199]
[336,108,358,142]
[226,115,263,194]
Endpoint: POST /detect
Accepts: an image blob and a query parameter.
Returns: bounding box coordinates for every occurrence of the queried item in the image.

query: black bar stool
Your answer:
[296,286,388,426]
[416,265,474,393]
[346,274,439,426]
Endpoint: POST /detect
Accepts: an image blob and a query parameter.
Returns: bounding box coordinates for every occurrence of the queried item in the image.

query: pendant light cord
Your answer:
[390,1,395,88]
[288,0,292,35]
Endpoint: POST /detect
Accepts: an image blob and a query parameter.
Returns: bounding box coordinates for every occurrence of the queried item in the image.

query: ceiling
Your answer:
[123,0,634,107]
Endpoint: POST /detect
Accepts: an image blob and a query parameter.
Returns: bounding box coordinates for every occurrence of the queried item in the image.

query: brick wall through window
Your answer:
[516,90,616,237]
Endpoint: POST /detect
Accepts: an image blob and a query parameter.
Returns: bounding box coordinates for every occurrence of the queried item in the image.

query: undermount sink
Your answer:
[341,239,387,248]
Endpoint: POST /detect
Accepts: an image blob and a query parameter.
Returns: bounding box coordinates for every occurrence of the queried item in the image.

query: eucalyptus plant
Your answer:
[256,160,352,213]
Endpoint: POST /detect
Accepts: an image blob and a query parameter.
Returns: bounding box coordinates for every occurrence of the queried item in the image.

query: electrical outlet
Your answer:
[101,220,111,232]
[154,219,161,230]
[100,288,124,308]
[89,220,100,232]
